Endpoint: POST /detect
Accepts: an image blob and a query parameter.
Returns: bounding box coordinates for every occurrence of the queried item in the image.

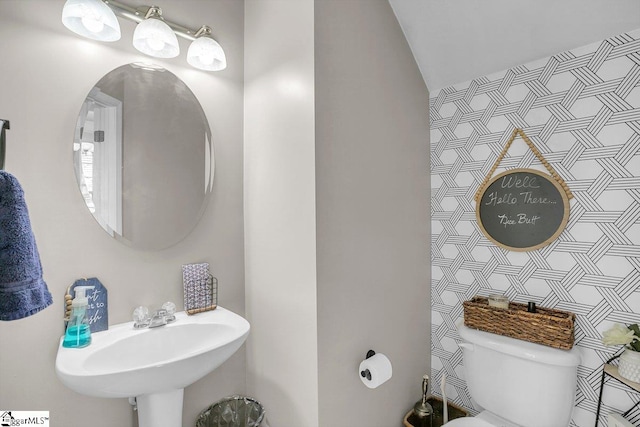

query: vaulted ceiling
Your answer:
[388,0,640,91]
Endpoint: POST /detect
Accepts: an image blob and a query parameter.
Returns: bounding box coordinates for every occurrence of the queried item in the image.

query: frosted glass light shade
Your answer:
[62,0,121,42]
[187,37,227,71]
[133,18,180,58]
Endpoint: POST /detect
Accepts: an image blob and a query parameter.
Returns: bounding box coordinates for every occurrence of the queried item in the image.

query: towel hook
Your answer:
[0,119,10,170]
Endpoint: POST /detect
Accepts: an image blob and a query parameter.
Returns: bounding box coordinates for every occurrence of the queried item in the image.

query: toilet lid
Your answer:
[444,417,495,427]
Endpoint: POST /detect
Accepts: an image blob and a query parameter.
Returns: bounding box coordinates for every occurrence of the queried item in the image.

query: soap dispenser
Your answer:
[62,286,94,348]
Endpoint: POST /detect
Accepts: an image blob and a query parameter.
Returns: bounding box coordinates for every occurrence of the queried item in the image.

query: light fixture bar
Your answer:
[105,0,201,41]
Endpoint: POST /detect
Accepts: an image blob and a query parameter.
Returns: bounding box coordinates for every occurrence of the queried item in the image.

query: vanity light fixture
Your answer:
[61,0,227,71]
[187,26,227,71]
[61,0,121,42]
[132,6,179,58]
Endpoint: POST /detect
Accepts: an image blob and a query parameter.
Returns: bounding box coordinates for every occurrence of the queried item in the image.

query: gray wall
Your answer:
[315,1,431,425]
[0,1,245,426]
[245,1,430,425]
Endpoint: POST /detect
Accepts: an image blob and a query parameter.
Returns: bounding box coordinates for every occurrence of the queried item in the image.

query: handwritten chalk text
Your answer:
[497,213,541,227]
[500,174,541,189]
[520,191,556,205]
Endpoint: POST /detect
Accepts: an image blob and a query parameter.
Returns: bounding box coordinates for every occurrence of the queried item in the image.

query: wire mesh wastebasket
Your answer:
[196,396,265,427]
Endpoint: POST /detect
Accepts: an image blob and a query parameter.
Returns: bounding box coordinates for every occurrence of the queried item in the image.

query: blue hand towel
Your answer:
[0,171,52,320]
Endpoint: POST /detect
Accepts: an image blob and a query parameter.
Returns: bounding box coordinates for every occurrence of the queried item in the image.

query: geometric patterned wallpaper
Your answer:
[429,29,640,427]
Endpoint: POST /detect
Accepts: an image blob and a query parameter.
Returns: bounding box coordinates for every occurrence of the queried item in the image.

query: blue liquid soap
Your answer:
[62,285,94,348]
[62,324,91,348]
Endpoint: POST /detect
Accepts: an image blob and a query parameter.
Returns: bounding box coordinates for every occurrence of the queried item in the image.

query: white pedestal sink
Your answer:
[55,307,250,427]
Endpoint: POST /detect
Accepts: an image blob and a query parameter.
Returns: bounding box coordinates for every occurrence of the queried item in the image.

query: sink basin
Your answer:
[56,307,249,427]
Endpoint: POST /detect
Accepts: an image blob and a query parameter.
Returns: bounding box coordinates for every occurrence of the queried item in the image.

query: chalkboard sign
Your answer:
[69,278,108,332]
[476,169,570,251]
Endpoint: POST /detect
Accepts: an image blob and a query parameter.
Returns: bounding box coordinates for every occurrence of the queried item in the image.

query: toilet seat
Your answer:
[443,417,494,427]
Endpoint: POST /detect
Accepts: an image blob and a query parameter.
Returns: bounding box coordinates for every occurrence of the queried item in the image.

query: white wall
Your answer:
[0,1,245,426]
[244,1,319,426]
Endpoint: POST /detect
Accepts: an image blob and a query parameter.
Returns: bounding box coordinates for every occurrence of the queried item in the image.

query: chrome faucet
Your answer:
[149,309,169,328]
[132,302,177,329]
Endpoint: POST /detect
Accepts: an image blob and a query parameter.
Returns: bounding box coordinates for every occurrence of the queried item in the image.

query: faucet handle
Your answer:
[132,306,150,329]
[162,301,176,315]
[161,302,177,323]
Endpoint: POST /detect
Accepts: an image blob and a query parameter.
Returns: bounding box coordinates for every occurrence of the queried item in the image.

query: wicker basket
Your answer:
[463,296,575,350]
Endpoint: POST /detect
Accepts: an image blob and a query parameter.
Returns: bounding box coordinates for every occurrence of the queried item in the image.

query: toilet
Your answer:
[443,320,581,427]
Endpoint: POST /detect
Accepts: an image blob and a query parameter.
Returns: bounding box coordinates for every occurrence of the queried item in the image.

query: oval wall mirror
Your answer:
[72,63,214,250]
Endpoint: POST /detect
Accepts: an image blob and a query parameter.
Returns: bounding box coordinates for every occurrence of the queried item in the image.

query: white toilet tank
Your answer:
[458,321,581,427]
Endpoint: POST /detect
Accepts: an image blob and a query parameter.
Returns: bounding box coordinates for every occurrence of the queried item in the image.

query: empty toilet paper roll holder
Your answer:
[360,350,376,380]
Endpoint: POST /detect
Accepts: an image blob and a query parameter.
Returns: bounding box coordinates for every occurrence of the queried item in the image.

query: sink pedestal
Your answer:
[136,389,184,427]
